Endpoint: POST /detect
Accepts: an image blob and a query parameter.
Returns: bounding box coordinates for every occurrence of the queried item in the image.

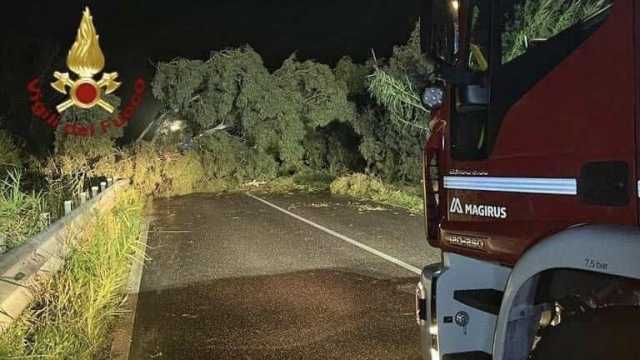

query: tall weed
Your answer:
[0,190,145,359]
[0,170,48,251]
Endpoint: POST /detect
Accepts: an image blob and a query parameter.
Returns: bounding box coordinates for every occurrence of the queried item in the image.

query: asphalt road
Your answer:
[128,191,440,360]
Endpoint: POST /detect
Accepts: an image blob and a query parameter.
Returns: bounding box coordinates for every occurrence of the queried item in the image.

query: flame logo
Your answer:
[67,8,105,78]
[51,7,120,113]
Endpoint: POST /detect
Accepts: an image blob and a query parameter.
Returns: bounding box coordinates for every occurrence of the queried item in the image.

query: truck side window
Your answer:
[501,0,613,64]
[421,0,459,65]
[469,5,489,73]
[485,0,613,155]
[450,1,492,161]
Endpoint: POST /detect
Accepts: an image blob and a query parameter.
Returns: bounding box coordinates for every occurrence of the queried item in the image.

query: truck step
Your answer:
[443,351,492,360]
[453,289,503,315]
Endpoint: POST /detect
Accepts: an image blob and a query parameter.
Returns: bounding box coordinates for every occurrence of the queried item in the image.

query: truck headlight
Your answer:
[418,264,445,360]
[416,281,427,326]
[422,86,445,111]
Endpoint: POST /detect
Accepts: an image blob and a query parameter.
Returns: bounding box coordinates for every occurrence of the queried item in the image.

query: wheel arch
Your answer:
[493,224,640,360]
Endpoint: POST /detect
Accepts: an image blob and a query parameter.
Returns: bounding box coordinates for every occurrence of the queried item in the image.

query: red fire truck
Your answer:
[416,0,640,359]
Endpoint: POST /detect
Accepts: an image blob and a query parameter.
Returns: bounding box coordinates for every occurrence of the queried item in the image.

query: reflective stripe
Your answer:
[443,176,577,195]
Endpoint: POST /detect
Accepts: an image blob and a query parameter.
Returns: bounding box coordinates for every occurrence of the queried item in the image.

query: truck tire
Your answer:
[530,306,640,360]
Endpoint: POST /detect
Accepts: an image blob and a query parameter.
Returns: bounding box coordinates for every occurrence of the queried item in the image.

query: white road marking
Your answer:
[246,193,422,275]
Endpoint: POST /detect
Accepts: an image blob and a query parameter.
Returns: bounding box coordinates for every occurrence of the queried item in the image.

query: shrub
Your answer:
[0,129,22,176]
[152,59,205,116]
[54,93,123,151]
[42,136,118,215]
[302,122,364,176]
[0,171,48,251]
[158,150,207,196]
[41,137,208,205]
[352,107,424,183]
[361,21,432,182]
[334,56,372,100]
[0,190,145,359]
[196,132,277,181]
[149,26,436,185]
[49,136,118,181]
[330,173,423,213]
[153,47,357,180]
[112,143,207,197]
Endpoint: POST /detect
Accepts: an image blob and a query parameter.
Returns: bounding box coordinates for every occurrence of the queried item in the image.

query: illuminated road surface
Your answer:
[128,192,439,359]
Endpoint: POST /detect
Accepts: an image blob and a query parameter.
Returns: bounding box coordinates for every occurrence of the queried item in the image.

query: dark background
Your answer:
[0,0,421,148]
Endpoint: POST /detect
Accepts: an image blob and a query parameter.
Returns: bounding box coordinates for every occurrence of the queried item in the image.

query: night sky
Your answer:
[1,0,421,146]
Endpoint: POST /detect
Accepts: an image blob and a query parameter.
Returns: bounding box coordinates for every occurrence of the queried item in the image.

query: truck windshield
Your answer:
[445,0,614,161]
[422,0,459,65]
[501,0,613,64]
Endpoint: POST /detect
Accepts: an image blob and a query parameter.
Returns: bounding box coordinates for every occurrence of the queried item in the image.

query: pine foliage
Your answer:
[368,67,428,131]
[359,21,433,182]
[152,23,433,183]
[152,47,356,178]
[366,21,432,132]
[502,0,610,62]
[0,130,22,175]
[54,93,123,156]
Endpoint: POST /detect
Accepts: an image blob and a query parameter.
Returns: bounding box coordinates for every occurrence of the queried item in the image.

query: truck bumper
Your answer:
[416,253,512,359]
[416,263,446,360]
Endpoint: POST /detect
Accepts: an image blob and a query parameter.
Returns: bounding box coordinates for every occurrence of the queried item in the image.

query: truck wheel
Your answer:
[530,306,640,360]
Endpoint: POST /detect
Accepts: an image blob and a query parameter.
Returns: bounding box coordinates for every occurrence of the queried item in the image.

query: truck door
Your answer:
[441,0,638,265]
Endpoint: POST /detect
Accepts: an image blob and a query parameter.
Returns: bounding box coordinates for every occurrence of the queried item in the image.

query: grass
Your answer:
[193,171,334,195]
[240,172,333,194]
[0,170,48,251]
[330,173,423,214]
[0,189,145,359]
[0,155,420,359]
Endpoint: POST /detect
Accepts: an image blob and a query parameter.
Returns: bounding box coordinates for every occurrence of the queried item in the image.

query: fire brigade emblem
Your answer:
[51,7,121,113]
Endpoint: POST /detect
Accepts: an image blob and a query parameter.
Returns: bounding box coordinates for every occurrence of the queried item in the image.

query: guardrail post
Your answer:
[64,200,73,216]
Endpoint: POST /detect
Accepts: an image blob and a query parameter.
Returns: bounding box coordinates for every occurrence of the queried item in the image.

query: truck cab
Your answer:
[417,1,640,359]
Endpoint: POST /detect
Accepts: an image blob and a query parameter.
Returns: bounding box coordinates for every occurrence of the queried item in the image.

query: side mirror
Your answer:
[422,86,445,111]
[458,84,490,113]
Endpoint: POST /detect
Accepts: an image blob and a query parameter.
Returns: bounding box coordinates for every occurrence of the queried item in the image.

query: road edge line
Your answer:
[245,193,421,275]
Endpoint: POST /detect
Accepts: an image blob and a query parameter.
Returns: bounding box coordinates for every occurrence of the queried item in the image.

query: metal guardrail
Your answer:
[0,179,130,331]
